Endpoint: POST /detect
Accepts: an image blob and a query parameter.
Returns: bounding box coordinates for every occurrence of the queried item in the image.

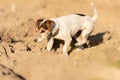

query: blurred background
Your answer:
[0,0,120,80]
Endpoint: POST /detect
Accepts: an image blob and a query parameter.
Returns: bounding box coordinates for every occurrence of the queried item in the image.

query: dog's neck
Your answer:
[50,20,59,37]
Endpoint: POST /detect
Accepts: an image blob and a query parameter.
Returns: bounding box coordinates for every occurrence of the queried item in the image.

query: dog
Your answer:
[34,2,98,57]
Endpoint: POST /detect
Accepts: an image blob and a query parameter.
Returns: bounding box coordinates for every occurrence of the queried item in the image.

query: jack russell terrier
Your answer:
[34,2,98,57]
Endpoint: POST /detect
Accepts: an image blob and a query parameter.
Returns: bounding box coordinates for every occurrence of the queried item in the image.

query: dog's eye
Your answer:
[41,30,45,33]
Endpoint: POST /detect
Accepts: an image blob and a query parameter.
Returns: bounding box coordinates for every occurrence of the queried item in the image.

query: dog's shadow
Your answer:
[52,39,64,51]
[52,31,111,54]
[88,31,111,47]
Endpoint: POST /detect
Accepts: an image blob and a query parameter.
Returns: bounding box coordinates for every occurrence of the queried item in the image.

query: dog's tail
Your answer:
[91,2,98,23]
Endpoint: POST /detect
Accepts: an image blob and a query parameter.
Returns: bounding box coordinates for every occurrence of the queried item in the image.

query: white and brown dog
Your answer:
[34,2,98,57]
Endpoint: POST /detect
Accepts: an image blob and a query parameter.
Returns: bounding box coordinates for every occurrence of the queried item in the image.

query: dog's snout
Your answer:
[34,38,38,42]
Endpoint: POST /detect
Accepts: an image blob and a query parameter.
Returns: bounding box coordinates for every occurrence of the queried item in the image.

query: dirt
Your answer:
[0,0,120,80]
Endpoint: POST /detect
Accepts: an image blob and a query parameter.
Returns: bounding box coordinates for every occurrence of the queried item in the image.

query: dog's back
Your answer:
[51,2,98,39]
[52,14,93,38]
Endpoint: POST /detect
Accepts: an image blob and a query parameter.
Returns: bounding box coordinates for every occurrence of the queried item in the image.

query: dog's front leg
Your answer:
[51,26,59,37]
[47,38,54,51]
[63,38,72,57]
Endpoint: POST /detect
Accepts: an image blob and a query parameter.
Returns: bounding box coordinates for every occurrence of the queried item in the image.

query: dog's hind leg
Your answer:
[75,27,92,49]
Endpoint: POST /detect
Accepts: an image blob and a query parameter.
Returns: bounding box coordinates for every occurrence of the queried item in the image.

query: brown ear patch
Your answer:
[35,19,44,32]
[45,20,55,30]
[36,19,44,27]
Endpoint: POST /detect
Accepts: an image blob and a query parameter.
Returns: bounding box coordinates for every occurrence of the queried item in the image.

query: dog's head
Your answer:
[35,19,55,34]
[34,19,55,42]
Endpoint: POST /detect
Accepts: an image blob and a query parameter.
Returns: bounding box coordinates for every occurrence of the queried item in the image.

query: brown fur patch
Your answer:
[45,20,55,31]
[35,19,44,32]
[36,19,44,27]
[35,19,55,33]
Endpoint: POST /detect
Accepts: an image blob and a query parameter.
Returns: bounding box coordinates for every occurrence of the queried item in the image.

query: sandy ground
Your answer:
[0,0,120,80]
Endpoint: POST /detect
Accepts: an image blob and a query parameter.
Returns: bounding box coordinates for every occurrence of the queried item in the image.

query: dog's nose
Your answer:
[34,38,38,42]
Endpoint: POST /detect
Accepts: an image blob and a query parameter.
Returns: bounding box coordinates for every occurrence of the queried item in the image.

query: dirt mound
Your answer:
[0,0,120,80]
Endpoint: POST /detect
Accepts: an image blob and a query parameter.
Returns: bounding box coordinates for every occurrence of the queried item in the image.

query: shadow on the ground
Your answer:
[88,31,111,47]
[52,31,111,55]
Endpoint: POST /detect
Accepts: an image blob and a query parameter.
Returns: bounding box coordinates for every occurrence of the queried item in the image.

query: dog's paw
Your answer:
[47,47,51,51]
[75,43,79,46]
[63,51,69,57]
[64,52,69,57]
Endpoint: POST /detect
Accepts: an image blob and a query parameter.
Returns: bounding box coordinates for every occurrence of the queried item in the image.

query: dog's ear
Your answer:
[44,20,55,31]
[36,19,44,27]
